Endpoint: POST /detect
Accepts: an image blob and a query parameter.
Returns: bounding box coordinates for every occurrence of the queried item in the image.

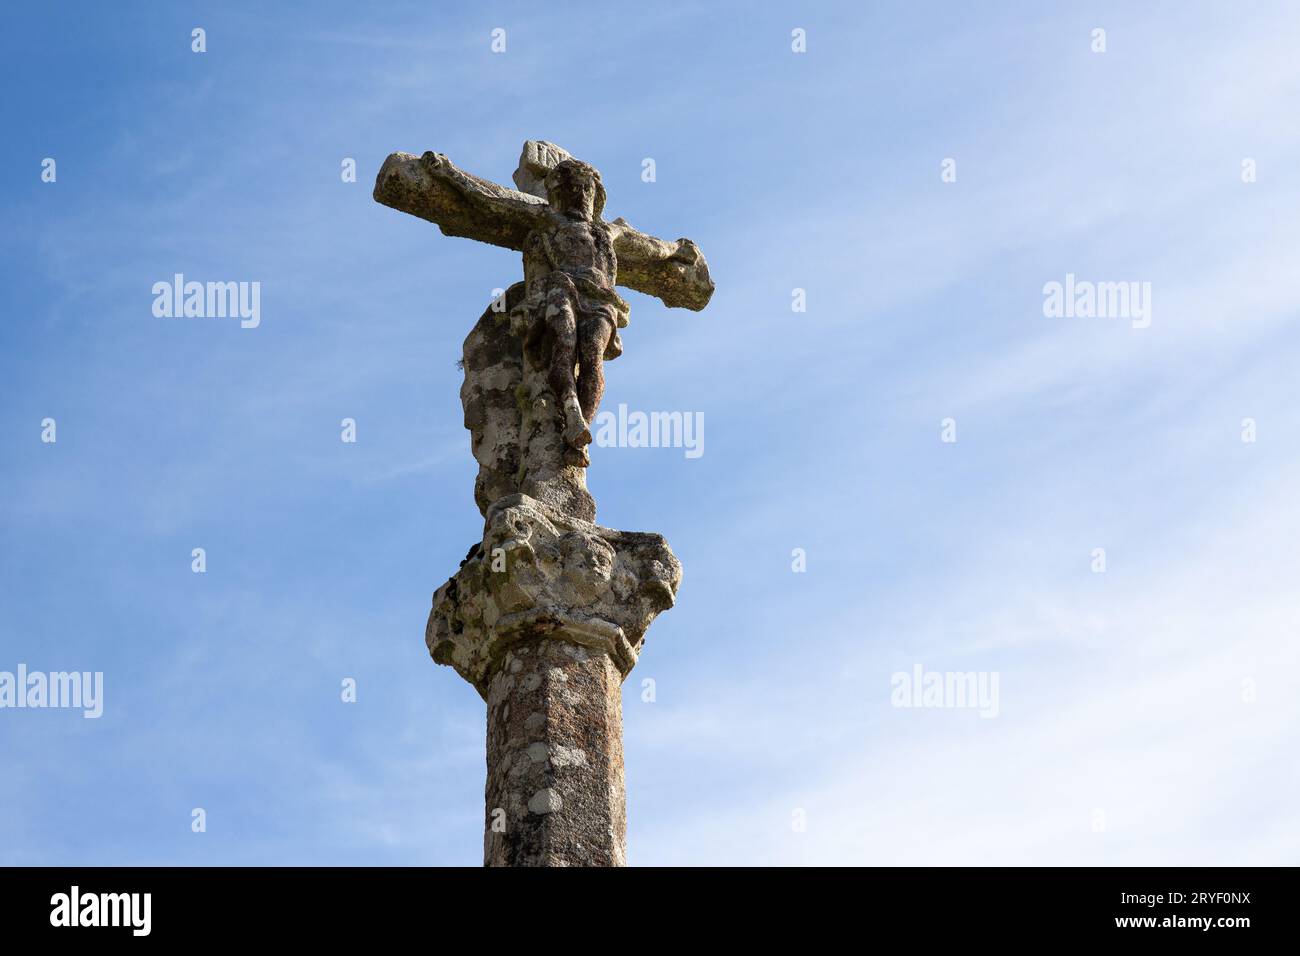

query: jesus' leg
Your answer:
[576,314,613,425]
[544,290,589,449]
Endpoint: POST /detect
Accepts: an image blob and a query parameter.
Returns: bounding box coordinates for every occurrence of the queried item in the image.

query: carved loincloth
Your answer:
[519,270,630,361]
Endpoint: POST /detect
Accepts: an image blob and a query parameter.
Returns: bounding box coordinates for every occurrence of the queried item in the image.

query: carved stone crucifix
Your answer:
[374,141,713,866]
[376,141,712,454]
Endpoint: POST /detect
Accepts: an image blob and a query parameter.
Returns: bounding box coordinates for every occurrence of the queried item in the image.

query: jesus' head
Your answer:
[545,159,605,222]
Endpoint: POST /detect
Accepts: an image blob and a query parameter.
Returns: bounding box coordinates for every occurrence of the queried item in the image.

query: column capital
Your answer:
[426,494,681,699]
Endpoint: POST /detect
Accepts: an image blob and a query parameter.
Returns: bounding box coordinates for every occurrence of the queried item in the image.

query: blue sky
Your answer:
[2,0,1298,865]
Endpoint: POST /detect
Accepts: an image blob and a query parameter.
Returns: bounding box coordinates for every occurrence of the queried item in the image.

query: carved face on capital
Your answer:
[545,159,605,221]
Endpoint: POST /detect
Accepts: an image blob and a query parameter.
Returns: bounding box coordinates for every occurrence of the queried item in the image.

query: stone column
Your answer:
[483,636,627,866]
[427,494,680,867]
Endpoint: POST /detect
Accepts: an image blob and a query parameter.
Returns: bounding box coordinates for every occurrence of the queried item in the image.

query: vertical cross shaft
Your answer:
[484,636,627,866]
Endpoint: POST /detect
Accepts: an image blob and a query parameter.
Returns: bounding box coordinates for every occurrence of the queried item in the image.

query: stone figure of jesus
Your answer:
[408,146,711,461]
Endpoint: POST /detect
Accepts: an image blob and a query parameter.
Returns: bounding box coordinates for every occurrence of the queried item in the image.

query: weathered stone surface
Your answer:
[484,638,626,866]
[376,140,708,867]
[377,142,713,474]
[460,282,595,520]
[512,140,572,199]
[373,146,715,309]
[427,494,681,699]
[427,493,679,867]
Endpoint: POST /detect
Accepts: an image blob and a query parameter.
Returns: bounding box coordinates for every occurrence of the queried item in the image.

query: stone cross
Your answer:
[373,141,714,866]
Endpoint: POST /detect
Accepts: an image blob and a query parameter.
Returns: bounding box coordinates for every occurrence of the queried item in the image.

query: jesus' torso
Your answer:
[522,213,617,297]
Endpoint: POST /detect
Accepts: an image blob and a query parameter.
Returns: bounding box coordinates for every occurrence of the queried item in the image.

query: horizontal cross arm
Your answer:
[610,219,714,312]
[373,151,546,251]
